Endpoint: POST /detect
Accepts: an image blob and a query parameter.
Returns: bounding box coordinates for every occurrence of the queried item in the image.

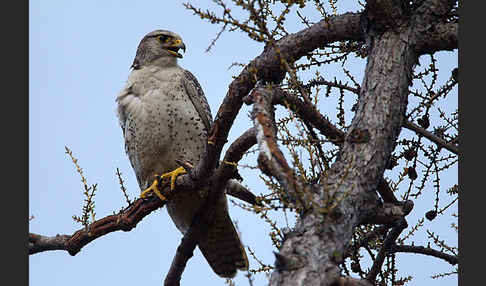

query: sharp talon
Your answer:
[140,177,167,201]
[208,140,215,145]
[159,166,187,190]
[140,167,187,201]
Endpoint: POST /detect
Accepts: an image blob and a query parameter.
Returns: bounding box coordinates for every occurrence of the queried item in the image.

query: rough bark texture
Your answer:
[29,233,71,254]
[252,87,303,203]
[268,1,430,285]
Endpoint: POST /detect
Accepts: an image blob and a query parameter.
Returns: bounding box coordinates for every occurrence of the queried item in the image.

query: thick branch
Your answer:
[223,127,261,206]
[361,201,413,227]
[223,127,258,164]
[251,87,304,207]
[29,233,71,254]
[30,193,169,256]
[414,21,457,55]
[413,0,457,54]
[225,179,260,206]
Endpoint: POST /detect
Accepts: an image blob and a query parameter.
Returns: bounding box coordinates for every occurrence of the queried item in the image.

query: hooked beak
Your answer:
[167,39,186,58]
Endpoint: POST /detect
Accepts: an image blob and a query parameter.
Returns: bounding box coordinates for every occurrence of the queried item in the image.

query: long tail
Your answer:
[197,194,249,278]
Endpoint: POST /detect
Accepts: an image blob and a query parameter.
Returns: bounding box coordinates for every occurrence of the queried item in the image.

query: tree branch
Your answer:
[365,0,407,29]
[304,79,360,95]
[251,86,305,209]
[30,193,169,256]
[414,21,457,55]
[403,120,458,154]
[222,127,261,206]
[336,277,373,286]
[366,219,408,283]
[412,0,457,54]
[271,89,345,144]
[361,201,413,227]
[29,233,71,254]
[390,244,458,265]
[344,226,388,259]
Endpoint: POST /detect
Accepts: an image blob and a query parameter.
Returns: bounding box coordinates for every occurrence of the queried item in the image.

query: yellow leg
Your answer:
[140,167,187,201]
[140,177,166,201]
[161,166,187,190]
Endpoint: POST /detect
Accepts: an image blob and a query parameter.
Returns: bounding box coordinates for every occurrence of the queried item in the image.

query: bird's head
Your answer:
[131,30,186,69]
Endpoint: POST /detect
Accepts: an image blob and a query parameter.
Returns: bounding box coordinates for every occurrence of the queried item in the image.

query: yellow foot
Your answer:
[140,177,166,201]
[140,167,187,201]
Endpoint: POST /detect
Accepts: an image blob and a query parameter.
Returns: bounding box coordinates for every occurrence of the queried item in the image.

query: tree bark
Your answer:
[269,2,422,285]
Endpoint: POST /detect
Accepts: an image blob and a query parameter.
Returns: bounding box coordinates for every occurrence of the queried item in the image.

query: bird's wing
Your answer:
[116,84,136,137]
[181,69,213,135]
[116,83,145,187]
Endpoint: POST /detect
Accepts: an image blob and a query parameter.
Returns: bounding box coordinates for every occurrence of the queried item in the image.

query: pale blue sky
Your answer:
[29,1,457,286]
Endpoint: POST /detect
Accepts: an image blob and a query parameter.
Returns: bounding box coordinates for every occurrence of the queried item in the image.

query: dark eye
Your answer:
[157,35,171,43]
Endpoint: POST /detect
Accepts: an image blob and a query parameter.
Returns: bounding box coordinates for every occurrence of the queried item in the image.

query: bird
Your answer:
[116,30,249,278]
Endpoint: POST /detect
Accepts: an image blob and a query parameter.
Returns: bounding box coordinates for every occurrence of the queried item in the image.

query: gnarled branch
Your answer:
[30,191,169,256]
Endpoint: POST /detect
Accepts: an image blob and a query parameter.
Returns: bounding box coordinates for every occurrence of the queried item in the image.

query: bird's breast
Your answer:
[118,67,208,189]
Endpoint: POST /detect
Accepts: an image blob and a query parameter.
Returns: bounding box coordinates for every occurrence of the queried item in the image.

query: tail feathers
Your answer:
[198,195,248,278]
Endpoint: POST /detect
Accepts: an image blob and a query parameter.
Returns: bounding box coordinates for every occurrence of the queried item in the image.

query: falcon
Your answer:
[116,30,248,277]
